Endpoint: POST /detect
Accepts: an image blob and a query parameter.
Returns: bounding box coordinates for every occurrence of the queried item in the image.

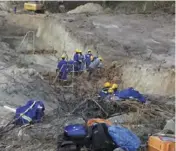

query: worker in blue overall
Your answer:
[14,6,17,14]
[73,49,82,75]
[79,50,85,72]
[85,50,93,70]
[98,82,111,99]
[87,57,103,80]
[57,55,68,81]
[111,84,119,96]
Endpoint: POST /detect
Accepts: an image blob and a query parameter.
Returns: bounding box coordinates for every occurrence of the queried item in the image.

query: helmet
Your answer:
[75,49,80,53]
[79,50,82,53]
[98,57,103,61]
[104,82,111,88]
[108,88,114,94]
[61,54,66,59]
[88,49,92,53]
[112,84,118,89]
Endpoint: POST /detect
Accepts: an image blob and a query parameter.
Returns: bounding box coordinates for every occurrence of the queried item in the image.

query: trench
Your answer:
[0,11,174,151]
[4,14,174,97]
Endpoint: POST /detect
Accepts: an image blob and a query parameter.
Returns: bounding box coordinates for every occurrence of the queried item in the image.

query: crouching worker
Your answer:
[111,84,119,96]
[104,88,114,101]
[98,82,111,99]
[15,100,45,125]
[87,57,103,80]
[57,55,68,81]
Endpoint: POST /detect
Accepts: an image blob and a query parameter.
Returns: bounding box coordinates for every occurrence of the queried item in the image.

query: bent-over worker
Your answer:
[87,57,103,80]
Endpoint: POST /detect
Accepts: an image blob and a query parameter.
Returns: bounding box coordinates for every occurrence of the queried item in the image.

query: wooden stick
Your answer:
[90,99,109,117]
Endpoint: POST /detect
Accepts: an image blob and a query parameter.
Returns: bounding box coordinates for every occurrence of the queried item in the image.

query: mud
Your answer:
[0,2,174,151]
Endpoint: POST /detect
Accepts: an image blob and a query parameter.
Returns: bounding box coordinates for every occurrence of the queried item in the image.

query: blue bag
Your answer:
[108,125,141,151]
[118,87,146,103]
[15,100,45,125]
[64,124,87,137]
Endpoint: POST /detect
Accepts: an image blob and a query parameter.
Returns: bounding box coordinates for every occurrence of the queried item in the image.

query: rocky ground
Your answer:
[0,2,174,151]
[55,12,175,67]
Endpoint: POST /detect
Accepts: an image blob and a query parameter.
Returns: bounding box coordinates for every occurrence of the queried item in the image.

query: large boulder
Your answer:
[163,118,175,133]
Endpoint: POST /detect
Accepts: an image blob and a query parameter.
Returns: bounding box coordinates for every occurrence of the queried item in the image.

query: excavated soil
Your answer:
[0,4,174,151]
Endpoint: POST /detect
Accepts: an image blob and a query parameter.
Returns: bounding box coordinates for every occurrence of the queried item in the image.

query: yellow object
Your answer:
[75,49,79,53]
[108,88,114,93]
[148,135,176,151]
[88,49,92,52]
[61,54,65,58]
[98,57,103,61]
[104,82,111,88]
[78,50,82,53]
[24,2,43,11]
[112,84,118,89]
[87,118,112,126]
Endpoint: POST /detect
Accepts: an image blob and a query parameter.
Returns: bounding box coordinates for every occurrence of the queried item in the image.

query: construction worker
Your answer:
[98,82,111,99]
[57,55,68,80]
[14,6,17,14]
[73,49,82,73]
[111,84,119,96]
[67,60,75,73]
[79,50,85,72]
[105,88,117,102]
[87,57,103,80]
[85,50,93,69]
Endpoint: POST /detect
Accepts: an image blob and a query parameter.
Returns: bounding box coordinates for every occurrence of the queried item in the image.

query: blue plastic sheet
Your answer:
[64,124,87,137]
[108,125,141,151]
[15,100,45,125]
[118,87,146,103]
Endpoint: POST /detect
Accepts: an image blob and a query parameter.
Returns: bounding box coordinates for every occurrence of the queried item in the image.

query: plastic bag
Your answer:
[108,125,141,151]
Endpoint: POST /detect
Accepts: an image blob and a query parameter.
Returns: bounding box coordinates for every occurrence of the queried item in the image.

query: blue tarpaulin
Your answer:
[15,100,45,125]
[117,87,146,103]
[108,125,141,151]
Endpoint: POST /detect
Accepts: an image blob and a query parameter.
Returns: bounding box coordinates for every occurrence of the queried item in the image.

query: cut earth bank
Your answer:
[6,12,175,96]
[0,8,174,151]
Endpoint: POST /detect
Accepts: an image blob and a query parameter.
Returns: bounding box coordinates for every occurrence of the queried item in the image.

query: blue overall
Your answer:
[67,60,75,72]
[114,90,119,96]
[14,7,17,14]
[85,53,93,69]
[57,59,68,80]
[99,88,109,99]
[73,53,81,72]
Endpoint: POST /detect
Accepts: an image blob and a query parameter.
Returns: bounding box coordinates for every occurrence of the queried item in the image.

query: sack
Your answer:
[64,124,87,137]
[91,123,116,151]
[108,125,141,151]
[87,118,112,126]
[15,100,45,125]
[118,87,146,103]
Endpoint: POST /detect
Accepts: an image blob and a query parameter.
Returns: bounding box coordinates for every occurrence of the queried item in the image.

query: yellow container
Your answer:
[148,136,176,151]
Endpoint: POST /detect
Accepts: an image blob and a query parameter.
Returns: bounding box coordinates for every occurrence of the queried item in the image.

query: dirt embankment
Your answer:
[0,2,174,151]
[4,9,174,96]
